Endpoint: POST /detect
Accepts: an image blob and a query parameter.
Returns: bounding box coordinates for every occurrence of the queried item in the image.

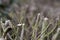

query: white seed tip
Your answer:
[22,23,25,26]
[56,17,59,21]
[5,20,10,23]
[44,17,48,21]
[38,13,40,16]
[17,24,22,26]
[57,28,60,32]
[17,23,25,26]
[0,38,5,40]
[5,20,11,26]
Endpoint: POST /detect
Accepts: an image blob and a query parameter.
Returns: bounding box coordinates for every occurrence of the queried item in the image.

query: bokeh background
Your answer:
[0,0,60,40]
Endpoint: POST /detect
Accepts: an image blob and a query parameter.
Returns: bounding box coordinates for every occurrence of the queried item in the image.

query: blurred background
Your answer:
[0,0,60,40]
